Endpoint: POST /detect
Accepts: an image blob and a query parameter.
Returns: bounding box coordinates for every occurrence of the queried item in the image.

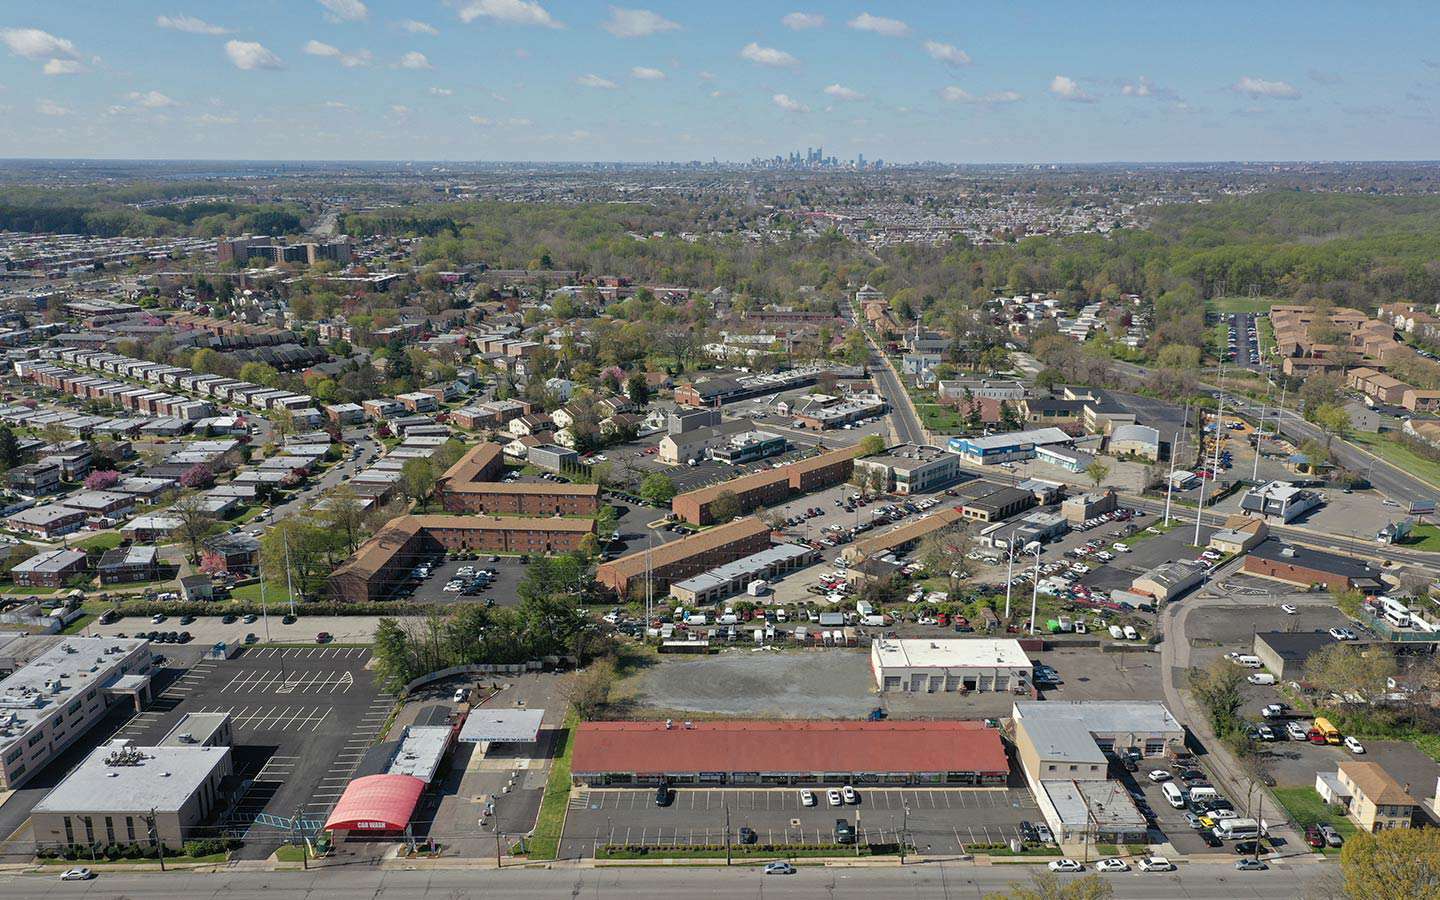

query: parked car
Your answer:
[654,785,671,807]
[800,790,815,807]
[1147,770,1172,782]
[1034,823,1053,844]
[1235,858,1268,871]
[738,826,757,845]
[1321,824,1344,847]
[1138,856,1174,872]
[1344,735,1366,754]
[841,785,858,804]
[1305,825,1325,848]
[763,862,795,875]
[1048,858,1084,873]
[827,789,843,807]
[60,868,94,881]
[1095,858,1129,873]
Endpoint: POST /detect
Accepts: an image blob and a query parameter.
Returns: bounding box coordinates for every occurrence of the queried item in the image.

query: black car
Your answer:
[654,785,671,807]
[1019,820,1038,842]
[221,613,237,624]
[834,819,856,844]
[165,631,179,643]
[1235,841,1265,855]
[1201,832,1224,848]
[282,614,297,625]
[179,615,195,626]
[738,827,757,845]
[178,631,192,643]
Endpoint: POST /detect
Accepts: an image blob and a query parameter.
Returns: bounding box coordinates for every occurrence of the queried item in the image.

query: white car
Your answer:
[1329,627,1351,641]
[59,868,94,881]
[800,789,816,807]
[452,687,467,703]
[1344,735,1366,754]
[1147,770,1172,783]
[827,789,843,806]
[1048,858,1084,873]
[1112,543,1130,553]
[1095,858,1129,873]
[841,785,858,804]
[1138,856,1175,872]
[1281,604,1298,615]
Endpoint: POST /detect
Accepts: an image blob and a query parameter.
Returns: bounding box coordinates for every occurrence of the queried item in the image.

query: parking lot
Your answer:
[110,644,394,858]
[560,786,1038,859]
[408,555,528,605]
[84,614,399,646]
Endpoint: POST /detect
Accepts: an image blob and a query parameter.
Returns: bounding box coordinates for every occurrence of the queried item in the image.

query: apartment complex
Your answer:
[671,446,863,525]
[596,516,773,597]
[853,444,963,495]
[433,442,601,515]
[331,515,596,602]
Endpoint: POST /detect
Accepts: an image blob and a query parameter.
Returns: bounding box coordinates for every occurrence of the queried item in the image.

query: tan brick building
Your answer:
[596,517,772,598]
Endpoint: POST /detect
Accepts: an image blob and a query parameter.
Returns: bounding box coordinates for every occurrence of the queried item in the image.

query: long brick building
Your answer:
[331,515,595,603]
[672,445,864,525]
[435,442,601,516]
[596,517,773,598]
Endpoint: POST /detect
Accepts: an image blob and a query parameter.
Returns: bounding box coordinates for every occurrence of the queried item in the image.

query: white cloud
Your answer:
[400,19,439,35]
[304,40,372,67]
[36,98,71,116]
[317,0,368,23]
[781,12,824,30]
[469,115,493,126]
[740,42,797,68]
[575,73,617,89]
[429,86,454,96]
[941,86,1021,104]
[0,28,79,60]
[1121,75,1153,97]
[824,83,862,101]
[127,90,178,108]
[602,7,679,38]
[389,104,410,117]
[324,100,353,110]
[470,115,532,127]
[923,40,970,67]
[848,12,909,37]
[1234,76,1299,99]
[42,59,85,76]
[772,93,808,112]
[398,51,432,69]
[225,40,283,70]
[195,112,238,125]
[631,66,666,80]
[155,14,230,35]
[1049,75,1094,102]
[456,0,562,28]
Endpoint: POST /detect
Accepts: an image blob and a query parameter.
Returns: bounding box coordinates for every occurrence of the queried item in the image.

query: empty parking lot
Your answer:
[110,645,394,858]
[560,786,1038,859]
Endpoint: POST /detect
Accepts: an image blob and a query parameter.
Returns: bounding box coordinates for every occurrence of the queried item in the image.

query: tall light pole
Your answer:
[1027,545,1042,636]
[1162,430,1180,527]
[1003,542,1019,620]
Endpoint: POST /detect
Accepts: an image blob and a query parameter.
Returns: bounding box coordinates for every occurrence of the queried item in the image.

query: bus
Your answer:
[1310,717,1342,745]
[1213,818,1261,841]
[1380,596,1412,628]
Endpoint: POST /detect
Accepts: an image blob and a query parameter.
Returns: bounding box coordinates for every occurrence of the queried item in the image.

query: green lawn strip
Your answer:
[59,614,95,635]
[274,845,308,862]
[1348,431,1440,491]
[527,708,579,861]
[1399,524,1440,552]
[596,844,885,860]
[0,585,61,596]
[227,580,294,604]
[73,533,123,553]
[39,851,229,866]
[1270,787,1356,855]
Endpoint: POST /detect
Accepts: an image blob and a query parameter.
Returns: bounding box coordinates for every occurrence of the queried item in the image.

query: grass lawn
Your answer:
[915,402,964,433]
[596,845,882,860]
[1399,524,1440,552]
[527,708,578,861]
[228,580,296,605]
[73,533,123,553]
[1271,787,1357,854]
[274,845,308,862]
[59,614,95,635]
[1211,295,1277,314]
[0,585,60,596]
[1349,431,1440,491]
[40,850,229,866]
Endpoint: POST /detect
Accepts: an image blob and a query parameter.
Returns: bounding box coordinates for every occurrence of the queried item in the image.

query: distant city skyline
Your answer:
[0,2,1437,162]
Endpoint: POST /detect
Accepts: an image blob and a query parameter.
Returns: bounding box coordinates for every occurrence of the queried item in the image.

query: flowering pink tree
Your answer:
[180,463,214,489]
[84,470,120,491]
[199,550,227,575]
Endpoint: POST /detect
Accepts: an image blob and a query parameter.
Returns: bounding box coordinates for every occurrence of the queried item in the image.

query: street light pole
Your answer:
[1003,544,1017,620]
[1027,547,1041,636]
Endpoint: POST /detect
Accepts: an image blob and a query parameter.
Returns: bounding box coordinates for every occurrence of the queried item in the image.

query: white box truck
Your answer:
[818,611,846,627]
[856,600,875,618]
[746,579,768,597]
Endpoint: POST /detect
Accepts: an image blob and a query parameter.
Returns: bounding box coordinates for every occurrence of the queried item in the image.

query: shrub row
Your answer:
[38,837,238,861]
[101,599,424,619]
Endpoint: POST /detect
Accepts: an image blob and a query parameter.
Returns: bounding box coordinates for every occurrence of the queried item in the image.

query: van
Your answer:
[1123,625,1139,640]
[1108,625,1124,640]
[1162,782,1186,809]
[1188,786,1219,804]
[1213,818,1260,841]
[1247,673,1277,685]
[1233,655,1262,668]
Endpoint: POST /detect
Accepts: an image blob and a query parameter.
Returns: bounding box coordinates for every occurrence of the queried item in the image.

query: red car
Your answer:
[315,632,333,644]
[937,614,950,626]
[1305,825,1325,849]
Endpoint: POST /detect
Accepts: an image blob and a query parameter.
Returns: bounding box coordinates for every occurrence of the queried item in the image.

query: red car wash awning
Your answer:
[324,774,425,832]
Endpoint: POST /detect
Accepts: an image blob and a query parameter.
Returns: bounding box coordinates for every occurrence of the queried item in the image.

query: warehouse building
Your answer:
[596,517,772,598]
[32,715,234,851]
[870,639,1033,694]
[853,444,964,495]
[844,506,966,563]
[671,446,862,525]
[670,543,818,606]
[959,485,1036,523]
[1240,481,1323,523]
[1208,514,1268,555]
[1129,559,1208,603]
[0,637,154,790]
[1060,489,1118,524]
[1242,539,1385,592]
[1013,701,1184,762]
[947,427,1072,465]
[1252,630,1339,679]
[570,720,1010,787]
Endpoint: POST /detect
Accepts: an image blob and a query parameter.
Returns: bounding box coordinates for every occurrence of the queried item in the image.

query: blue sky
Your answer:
[0,1,1436,162]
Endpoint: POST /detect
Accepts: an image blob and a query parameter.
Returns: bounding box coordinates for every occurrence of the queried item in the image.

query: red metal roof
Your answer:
[323,774,425,832]
[571,720,1008,776]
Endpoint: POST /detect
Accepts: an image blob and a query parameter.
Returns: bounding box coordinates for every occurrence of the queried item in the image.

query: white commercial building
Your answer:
[870,639,1032,694]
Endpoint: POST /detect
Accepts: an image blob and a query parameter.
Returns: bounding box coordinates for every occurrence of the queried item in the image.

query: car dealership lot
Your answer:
[560,786,1039,859]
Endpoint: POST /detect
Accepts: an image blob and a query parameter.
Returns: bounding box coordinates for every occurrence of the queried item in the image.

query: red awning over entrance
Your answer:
[323,774,425,832]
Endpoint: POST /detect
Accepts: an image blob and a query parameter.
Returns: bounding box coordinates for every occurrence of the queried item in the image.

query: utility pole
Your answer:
[900,804,910,865]
[1163,430,1180,527]
[260,566,271,643]
[1027,548,1041,636]
[1195,392,1221,548]
[1003,543,1017,620]
[855,808,861,857]
[724,804,731,866]
[283,532,297,616]
[149,808,164,871]
[495,830,503,869]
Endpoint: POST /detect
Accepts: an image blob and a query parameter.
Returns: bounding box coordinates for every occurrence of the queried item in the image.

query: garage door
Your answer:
[883,676,902,691]
[909,674,926,692]
[977,675,993,692]
[944,676,962,692]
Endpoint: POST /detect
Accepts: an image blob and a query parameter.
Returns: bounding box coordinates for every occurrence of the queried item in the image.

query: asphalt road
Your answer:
[4,859,1338,899]
[868,352,926,445]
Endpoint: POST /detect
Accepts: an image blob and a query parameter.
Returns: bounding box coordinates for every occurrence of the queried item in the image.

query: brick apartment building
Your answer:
[331,515,595,603]
[596,516,773,598]
[434,442,600,515]
[671,445,863,525]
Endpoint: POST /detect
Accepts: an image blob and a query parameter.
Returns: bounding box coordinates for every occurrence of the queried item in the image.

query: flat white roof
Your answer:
[871,638,1031,670]
[34,741,230,814]
[386,725,451,783]
[0,637,149,754]
[1012,700,1183,735]
[458,708,545,744]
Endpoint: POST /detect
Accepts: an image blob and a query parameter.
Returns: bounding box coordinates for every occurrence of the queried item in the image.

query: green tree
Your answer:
[1304,643,1398,706]
[0,425,21,470]
[638,472,677,504]
[1340,827,1440,900]
[1085,460,1111,489]
[986,869,1114,900]
[400,457,437,509]
[858,434,887,457]
[626,372,651,406]
[1312,402,1352,456]
[709,490,741,524]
